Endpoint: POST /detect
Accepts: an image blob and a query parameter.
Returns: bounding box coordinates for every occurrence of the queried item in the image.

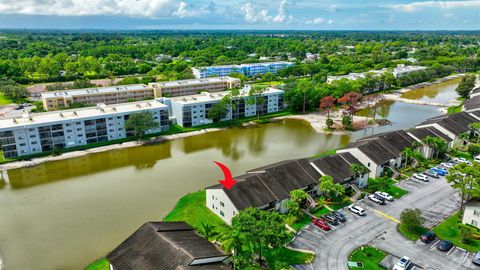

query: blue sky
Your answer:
[1,0,480,30]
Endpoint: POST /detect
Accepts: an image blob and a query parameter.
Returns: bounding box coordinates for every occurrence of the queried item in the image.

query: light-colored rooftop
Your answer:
[149,77,239,88]
[0,100,167,129]
[194,61,293,70]
[171,86,284,105]
[41,84,151,99]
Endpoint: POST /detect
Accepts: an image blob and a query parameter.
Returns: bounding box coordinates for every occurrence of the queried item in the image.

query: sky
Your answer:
[1,0,480,30]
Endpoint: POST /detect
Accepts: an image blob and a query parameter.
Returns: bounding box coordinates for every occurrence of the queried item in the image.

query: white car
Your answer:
[348,204,366,216]
[393,256,412,270]
[475,155,480,163]
[413,173,429,182]
[453,157,472,165]
[440,162,454,169]
[368,194,386,205]
[374,191,394,201]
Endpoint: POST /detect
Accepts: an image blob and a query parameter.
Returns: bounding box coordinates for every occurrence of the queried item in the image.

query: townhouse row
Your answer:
[1,87,285,159]
[41,77,241,111]
[206,88,480,225]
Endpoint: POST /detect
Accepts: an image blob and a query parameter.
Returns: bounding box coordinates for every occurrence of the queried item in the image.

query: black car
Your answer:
[332,211,347,222]
[322,214,339,226]
[420,230,436,243]
[437,240,453,251]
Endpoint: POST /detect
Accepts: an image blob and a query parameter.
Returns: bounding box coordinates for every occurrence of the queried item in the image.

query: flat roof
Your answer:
[0,100,168,129]
[41,84,150,99]
[150,77,239,88]
[194,61,293,69]
[171,87,284,105]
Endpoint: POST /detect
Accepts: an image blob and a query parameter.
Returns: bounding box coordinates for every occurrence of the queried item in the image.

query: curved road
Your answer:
[292,176,468,270]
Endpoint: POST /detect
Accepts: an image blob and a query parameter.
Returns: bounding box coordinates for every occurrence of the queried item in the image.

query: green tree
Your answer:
[400,208,425,232]
[456,74,476,99]
[319,175,346,200]
[326,118,334,129]
[286,189,308,219]
[124,111,160,138]
[207,98,229,123]
[350,163,369,178]
[446,163,480,214]
[422,136,448,159]
[470,122,480,143]
[342,114,352,129]
[1,84,28,102]
[197,223,218,241]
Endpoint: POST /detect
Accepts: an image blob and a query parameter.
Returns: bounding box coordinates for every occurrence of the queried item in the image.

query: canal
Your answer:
[0,79,459,270]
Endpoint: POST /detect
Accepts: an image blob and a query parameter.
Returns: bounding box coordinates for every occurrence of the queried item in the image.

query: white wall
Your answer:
[206,189,239,225]
[337,148,382,179]
[462,205,480,229]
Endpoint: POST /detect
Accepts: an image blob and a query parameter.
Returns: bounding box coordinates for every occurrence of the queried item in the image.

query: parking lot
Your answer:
[291,172,473,270]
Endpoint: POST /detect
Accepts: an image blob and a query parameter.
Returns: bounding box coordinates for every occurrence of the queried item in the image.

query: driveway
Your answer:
[291,176,471,270]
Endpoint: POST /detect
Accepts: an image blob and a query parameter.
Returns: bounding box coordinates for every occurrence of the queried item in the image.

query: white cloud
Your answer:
[328,19,334,24]
[307,17,325,24]
[241,0,292,24]
[172,1,214,18]
[388,0,480,13]
[0,0,179,18]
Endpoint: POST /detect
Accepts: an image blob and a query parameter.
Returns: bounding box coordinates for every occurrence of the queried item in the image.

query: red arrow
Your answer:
[214,161,237,190]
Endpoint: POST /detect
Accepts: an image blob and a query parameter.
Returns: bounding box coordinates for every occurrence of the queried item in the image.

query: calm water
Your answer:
[0,80,455,270]
[401,77,461,104]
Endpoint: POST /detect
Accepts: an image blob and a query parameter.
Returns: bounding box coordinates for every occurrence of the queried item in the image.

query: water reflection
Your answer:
[400,78,460,104]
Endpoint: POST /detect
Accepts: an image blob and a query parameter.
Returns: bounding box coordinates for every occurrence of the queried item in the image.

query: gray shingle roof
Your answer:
[419,112,477,136]
[409,126,453,142]
[465,95,480,112]
[107,222,229,270]
[344,139,397,165]
[206,159,320,210]
[359,130,415,156]
[311,153,368,184]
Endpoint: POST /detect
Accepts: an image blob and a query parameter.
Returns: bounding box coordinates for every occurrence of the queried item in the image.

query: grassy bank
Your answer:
[0,92,13,105]
[163,191,227,229]
[398,223,427,241]
[84,258,109,270]
[348,246,387,270]
[432,213,480,252]
[364,178,408,199]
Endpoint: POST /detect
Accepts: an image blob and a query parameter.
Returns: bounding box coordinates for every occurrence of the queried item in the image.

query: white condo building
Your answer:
[191,62,293,79]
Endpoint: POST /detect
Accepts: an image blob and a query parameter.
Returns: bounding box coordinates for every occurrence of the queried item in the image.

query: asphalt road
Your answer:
[291,176,472,270]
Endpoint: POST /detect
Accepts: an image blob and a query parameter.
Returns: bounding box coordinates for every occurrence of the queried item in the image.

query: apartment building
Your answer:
[326,65,427,84]
[166,87,284,127]
[149,77,240,97]
[0,101,169,159]
[191,62,293,79]
[41,84,154,111]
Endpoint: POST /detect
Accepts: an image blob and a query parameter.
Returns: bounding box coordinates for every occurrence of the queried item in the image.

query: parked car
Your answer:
[453,157,472,165]
[313,218,331,231]
[440,162,454,169]
[368,194,386,205]
[14,105,24,110]
[348,204,366,216]
[423,170,439,178]
[374,191,394,202]
[420,230,436,243]
[474,155,480,163]
[473,251,480,266]
[322,213,339,226]
[413,173,429,182]
[431,167,447,176]
[393,256,412,270]
[332,211,347,222]
[437,240,453,251]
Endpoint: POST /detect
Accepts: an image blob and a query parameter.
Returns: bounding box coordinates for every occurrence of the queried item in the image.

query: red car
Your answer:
[313,218,331,231]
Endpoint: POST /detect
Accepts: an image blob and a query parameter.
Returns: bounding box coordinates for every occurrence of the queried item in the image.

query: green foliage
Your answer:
[84,258,109,270]
[124,111,160,137]
[398,223,426,241]
[286,189,308,219]
[400,208,425,232]
[207,98,229,122]
[433,213,480,252]
[30,101,46,113]
[468,144,480,155]
[342,115,352,129]
[422,136,448,159]
[446,163,480,213]
[456,74,476,99]
[350,163,369,177]
[348,246,387,270]
[319,175,346,200]
[364,178,408,199]
[326,117,334,129]
[0,83,27,102]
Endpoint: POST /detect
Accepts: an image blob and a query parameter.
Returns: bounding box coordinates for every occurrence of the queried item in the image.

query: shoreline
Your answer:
[0,74,461,171]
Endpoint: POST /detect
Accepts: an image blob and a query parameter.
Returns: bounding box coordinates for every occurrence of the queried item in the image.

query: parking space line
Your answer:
[447,247,454,256]
[463,251,470,263]
[430,239,440,249]
[372,209,400,223]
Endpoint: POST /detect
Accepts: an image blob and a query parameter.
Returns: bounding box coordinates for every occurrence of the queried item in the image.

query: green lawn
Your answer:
[84,258,109,270]
[447,104,463,115]
[163,191,227,229]
[290,214,313,231]
[264,247,315,269]
[310,149,337,159]
[364,178,408,199]
[0,92,13,105]
[398,223,427,241]
[348,246,387,270]
[432,213,480,252]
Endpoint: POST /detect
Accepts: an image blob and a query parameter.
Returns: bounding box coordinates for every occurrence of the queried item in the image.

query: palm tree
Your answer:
[197,223,218,241]
[350,163,369,178]
[470,122,480,143]
[216,226,254,269]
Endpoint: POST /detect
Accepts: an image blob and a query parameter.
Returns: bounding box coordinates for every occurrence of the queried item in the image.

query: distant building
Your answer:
[107,222,230,269]
[149,77,240,97]
[0,101,169,159]
[462,201,480,229]
[41,84,154,111]
[166,86,284,128]
[392,64,427,78]
[464,95,480,113]
[191,62,293,79]
[326,65,427,84]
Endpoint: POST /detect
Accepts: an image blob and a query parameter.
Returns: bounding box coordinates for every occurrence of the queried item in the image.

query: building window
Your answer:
[212,195,214,199]
[212,204,214,209]
[367,163,371,167]
[474,210,480,216]
[220,210,225,217]
[233,211,236,215]
[220,201,224,207]
[473,220,478,227]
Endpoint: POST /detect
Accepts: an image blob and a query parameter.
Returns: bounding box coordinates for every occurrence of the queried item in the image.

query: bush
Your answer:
[468,144,480,156]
